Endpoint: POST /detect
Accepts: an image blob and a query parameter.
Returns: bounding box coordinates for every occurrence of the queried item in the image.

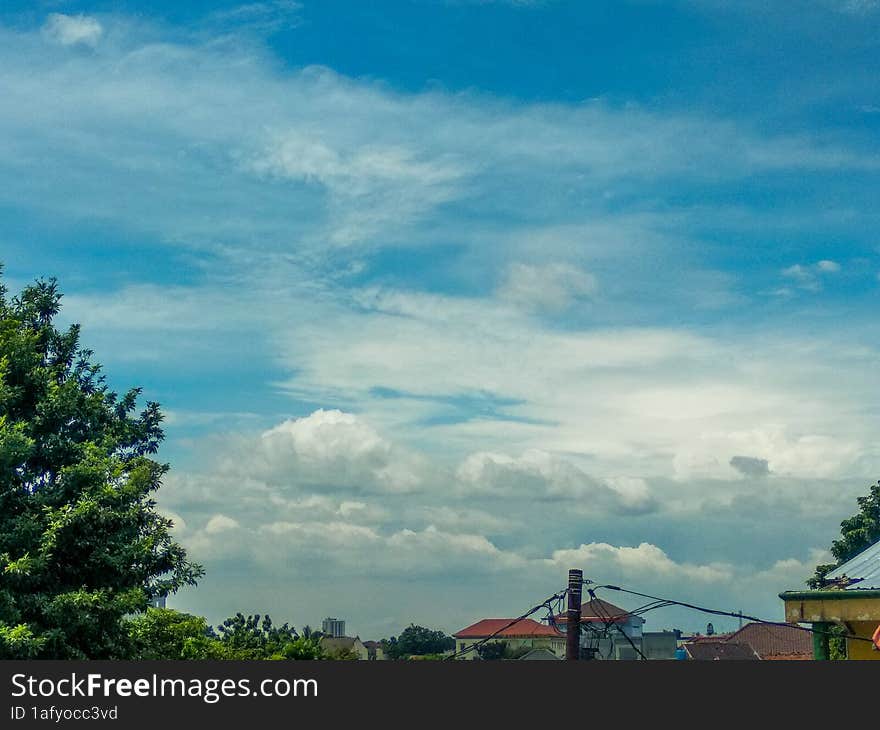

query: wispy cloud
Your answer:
[42,13,103,47]
[3,12,880,634]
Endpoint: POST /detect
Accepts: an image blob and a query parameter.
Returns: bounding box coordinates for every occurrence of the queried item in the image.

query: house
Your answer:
[683,641,759,660]
[679,623,810,660]
[725,622,812,660]
[642,631,679,660]
[552,598,646,659]
[780,538,880,660]
[517,648,562,660]
[320,636,370,660]
[362,640,386,660]
[453,618,565,659]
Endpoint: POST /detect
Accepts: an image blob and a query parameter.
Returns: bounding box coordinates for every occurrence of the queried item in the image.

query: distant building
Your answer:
[642,631,679,660]
[322,617,346,637]
[362,640,386,661]
[149,596,167,609]
[552,598,646,660]
[320,636,369,660]
[453,618,565,659]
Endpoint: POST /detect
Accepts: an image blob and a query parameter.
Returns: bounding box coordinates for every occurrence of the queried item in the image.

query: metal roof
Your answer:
[826,538,880,589]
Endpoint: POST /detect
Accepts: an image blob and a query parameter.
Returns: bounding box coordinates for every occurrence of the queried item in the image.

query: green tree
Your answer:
[809,480,880,589]
[280,636,326,660]
[213,613,301,659]
[382,624,455,659]
[0,272,202,659]
[126,608,222,659]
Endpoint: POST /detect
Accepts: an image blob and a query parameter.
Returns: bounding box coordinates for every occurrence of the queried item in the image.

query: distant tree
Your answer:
[280,635,325,660]
[0,272,202,659]
[213,613,300,660]
[301,624,325,641]
[809,480,880,588]
[382,624,455,659]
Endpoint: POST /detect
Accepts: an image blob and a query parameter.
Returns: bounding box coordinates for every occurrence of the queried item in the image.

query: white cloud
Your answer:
[781,260,841,292]
[42,14,103,48]
[204,514,241,534]
[496,262,597,313]
[456,449,656,513]
[226,409,425,494]
[673,425,862,481]
[546,541,733,583]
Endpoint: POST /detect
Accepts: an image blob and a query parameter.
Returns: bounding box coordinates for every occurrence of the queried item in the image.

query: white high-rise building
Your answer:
[322,617,345,637]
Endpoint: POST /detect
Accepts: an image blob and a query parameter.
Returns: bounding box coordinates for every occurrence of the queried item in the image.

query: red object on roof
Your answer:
[453,618,563,639]
[553,598,636,625]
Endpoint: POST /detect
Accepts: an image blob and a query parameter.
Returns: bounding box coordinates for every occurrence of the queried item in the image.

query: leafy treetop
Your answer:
[0,270,202,658]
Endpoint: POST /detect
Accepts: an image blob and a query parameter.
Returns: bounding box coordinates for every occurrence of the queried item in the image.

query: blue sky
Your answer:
[2,0,880,639]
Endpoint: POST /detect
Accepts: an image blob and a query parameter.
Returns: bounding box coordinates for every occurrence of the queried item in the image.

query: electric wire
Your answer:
[589,583,877,645]
[445,589,569,660]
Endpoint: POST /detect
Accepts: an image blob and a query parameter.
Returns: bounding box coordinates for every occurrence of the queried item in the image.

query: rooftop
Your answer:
[454,618,563,639]
[726,622,812,659]
[553,598,645,625]
[826,538,880,590]
[684,641,759,661]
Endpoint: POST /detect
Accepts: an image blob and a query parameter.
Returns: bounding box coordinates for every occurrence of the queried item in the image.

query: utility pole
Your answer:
[566,569,583,661]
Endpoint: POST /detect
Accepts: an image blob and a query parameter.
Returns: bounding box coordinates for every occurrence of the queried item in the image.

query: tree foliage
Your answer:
[382,624,455,659]
[126,608,222,660]
[126,609,327,660]
[213,613,303,660]
[0,272,203,658]
[809,480,880,589]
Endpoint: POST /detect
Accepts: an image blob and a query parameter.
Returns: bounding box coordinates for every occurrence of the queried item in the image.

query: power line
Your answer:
[445,589,569,660]
[586,588,648,660]
[589,583,876,645]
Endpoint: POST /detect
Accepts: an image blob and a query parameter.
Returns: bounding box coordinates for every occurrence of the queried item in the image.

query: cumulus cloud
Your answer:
[457,449,657,513]
[546,541,733,583]
[204,514,241,534]
[674,425,862,481]
[42,14,103,47]
[226,409,424,494]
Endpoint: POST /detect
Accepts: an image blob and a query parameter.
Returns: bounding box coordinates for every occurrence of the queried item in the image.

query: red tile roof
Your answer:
[726,623,812,659]
[684,641,759,660]
[687,633,733,643]
[454,618,563,639]
[553,598,636,625]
